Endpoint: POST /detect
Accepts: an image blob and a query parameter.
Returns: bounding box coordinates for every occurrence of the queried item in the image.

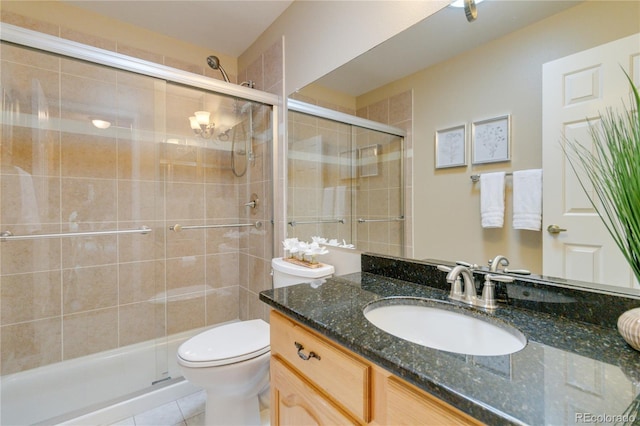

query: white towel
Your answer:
[321,187,335,218]
[480,172,505,228]
[513,169,542,231]
[16,166,41,233]
[334,186,346,217]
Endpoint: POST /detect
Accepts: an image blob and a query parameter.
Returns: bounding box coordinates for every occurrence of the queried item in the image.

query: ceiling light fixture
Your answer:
[189,111,215,138]
[91,119,111,129]
[450,0,483,22]
[449,0,483,8]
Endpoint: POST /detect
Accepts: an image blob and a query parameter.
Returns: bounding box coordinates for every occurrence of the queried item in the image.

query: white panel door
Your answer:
[542,33,640,289]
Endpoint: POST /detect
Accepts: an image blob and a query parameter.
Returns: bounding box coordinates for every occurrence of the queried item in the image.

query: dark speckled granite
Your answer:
[362,253,640,329]
[260,254,640,425]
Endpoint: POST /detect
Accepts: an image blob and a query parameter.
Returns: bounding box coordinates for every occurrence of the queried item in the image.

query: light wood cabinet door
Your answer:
[271,355,357,426]
[385,376,481,425]
[270,311,371,423]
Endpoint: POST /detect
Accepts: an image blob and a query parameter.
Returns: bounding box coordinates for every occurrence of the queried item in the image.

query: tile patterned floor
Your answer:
[108,389,270,426]
[109,390,206,426]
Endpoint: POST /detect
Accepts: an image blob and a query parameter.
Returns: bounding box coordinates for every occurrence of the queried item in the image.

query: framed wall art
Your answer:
[435,124,466,169]
[472,115,511,164]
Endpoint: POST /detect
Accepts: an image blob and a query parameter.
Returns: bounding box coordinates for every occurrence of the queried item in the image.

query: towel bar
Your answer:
[470,172,513,183]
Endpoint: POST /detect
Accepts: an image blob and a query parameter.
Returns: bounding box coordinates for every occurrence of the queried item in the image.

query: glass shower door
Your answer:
[287,107,404,257]
[0,42,169,424]
[353,127,404,257]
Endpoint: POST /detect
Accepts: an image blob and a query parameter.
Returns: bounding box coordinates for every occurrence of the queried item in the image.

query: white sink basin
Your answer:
[364,298,526,356]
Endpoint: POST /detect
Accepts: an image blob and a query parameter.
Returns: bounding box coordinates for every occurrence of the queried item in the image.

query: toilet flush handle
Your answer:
[294,341,321,361]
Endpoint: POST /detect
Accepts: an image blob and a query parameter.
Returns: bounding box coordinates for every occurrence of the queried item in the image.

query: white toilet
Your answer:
[177,258,334,426]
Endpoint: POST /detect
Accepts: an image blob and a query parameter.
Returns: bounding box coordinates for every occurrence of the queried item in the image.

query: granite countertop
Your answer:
[259,271,640,425]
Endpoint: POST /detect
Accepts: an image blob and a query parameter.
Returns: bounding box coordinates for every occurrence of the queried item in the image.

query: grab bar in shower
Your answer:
[288,218,345,227]
[169,222,263,232]
[0,226,152,242]
[357,216,405,223]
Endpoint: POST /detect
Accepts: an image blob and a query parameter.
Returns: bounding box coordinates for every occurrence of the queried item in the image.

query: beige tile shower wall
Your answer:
[0,44,241,375]
[356,91,413,258]
[0,10,279,375]
[287,111,353,246]
[237,40,281,322]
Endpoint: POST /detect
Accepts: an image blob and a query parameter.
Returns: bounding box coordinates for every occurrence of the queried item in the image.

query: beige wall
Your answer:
[355,1,639,273]
[241,0,449,95]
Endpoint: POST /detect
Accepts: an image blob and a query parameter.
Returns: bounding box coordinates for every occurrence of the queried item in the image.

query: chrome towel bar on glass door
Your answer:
[357,216,405,223]
[288,218,345,227]
[169,222,262,232]
[0,226,152,242]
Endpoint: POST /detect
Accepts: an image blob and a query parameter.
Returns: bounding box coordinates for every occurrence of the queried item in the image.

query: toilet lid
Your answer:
[178,319,270,367]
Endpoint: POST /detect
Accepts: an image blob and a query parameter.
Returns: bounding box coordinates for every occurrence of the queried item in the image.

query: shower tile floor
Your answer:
[108,390,270,426]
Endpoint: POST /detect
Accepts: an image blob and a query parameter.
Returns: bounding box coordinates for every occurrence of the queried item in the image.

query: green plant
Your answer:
[563,70,640,284]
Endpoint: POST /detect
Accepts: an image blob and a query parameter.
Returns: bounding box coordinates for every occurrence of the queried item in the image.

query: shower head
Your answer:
[206,55,230,83]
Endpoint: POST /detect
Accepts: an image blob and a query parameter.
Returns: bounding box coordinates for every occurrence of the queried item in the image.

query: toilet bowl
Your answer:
[177,320,270,426]
[177,258,334,425]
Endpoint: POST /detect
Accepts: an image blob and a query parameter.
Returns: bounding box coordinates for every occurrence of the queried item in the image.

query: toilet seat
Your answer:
[178,319,270,368]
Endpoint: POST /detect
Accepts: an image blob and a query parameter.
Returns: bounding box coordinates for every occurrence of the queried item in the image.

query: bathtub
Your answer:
[1,328,208,425]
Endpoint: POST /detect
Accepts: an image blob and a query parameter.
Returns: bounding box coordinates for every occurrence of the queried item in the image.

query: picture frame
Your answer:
[435,124,466,169]
[472,115,511,164]
[359,144,379,177]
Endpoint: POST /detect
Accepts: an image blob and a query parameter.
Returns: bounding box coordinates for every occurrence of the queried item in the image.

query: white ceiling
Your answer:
[64,0,581,96]
[64,0,294,57]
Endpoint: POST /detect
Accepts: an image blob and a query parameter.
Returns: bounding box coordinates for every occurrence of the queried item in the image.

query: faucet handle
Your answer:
[456,260,480,269]
[437,265,452,273]
[478,274,514,310]
[503,268,531,275]
[485,274,515,283]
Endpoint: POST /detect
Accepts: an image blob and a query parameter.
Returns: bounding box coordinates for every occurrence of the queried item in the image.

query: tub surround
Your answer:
[260,254,640,425]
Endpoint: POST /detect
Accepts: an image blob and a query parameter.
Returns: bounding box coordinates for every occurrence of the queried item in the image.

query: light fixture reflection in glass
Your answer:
[449,0,484,7]
[189,110,215,138]
[91,119,111,129]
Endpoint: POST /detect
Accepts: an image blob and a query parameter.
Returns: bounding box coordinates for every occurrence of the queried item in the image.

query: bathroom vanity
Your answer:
[260,254,640,425]
[270,310,479,425]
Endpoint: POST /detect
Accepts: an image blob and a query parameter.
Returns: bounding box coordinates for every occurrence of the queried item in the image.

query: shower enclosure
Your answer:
[287,100,406,257]
[0,25,277,424]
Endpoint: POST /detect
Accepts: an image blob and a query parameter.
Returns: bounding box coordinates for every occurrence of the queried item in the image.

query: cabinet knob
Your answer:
[294,341,321,361]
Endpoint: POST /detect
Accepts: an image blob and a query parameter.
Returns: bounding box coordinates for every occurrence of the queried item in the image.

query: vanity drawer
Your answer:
[270,311,371,423]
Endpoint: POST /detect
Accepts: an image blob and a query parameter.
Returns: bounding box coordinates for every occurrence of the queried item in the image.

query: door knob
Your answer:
[547,224,567,234]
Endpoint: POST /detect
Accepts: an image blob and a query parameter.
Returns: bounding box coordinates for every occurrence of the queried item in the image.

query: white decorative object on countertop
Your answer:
[618,307,640,352]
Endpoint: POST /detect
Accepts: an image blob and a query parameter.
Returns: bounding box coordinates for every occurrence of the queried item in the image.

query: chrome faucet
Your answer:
[488,255,509,272]
[438,265,477,305]
[438,264,513,310]
[449,265,477,304]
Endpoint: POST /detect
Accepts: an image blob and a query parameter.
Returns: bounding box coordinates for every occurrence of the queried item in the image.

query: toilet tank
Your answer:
[271,258,334,288]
